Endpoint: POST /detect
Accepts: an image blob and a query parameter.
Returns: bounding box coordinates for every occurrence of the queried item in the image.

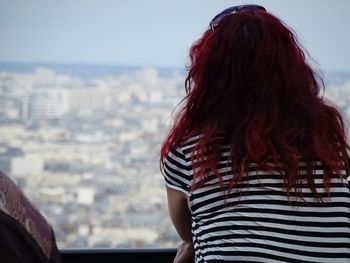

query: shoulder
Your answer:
[179,133,228,154]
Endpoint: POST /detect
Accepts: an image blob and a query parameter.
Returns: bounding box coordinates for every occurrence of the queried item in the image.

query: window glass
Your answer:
[0,0,349,249]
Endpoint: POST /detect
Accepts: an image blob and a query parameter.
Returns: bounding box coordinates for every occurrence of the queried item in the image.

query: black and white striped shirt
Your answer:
[163,135,350,263]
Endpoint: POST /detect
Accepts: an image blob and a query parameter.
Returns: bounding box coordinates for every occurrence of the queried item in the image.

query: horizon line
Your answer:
[0,61,350,75]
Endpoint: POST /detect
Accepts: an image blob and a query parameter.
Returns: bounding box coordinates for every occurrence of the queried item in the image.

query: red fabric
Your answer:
[0,172,61,263]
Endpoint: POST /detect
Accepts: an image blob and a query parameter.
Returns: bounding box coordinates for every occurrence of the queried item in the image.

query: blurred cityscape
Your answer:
[0,63,349,249]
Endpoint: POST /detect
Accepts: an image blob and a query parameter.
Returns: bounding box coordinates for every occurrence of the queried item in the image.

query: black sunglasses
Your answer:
[210,4,266,31]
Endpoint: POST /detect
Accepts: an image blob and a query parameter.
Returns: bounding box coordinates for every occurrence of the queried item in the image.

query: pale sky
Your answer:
[0,0,349,72]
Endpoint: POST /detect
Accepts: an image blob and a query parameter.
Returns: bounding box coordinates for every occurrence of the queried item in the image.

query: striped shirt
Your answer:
[163,135,350,263]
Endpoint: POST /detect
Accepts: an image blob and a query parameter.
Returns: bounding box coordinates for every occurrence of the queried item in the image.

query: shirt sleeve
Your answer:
[162,147,192,196]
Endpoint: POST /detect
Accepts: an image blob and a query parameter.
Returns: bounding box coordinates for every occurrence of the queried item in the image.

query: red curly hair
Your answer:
[160,9,349,200]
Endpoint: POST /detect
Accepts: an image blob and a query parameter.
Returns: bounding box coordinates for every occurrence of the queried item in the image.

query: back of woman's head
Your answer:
[187,8,320,135]
[161,6,349,199]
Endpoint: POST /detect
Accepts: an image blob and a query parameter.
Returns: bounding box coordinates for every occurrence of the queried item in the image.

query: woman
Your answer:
[160,5,350,263]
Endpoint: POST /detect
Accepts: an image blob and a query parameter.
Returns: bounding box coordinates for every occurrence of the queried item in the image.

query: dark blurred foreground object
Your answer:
[0,171,61,263]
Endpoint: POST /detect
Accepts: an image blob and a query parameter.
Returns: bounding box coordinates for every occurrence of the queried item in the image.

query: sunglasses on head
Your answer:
[210,4,266,31]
